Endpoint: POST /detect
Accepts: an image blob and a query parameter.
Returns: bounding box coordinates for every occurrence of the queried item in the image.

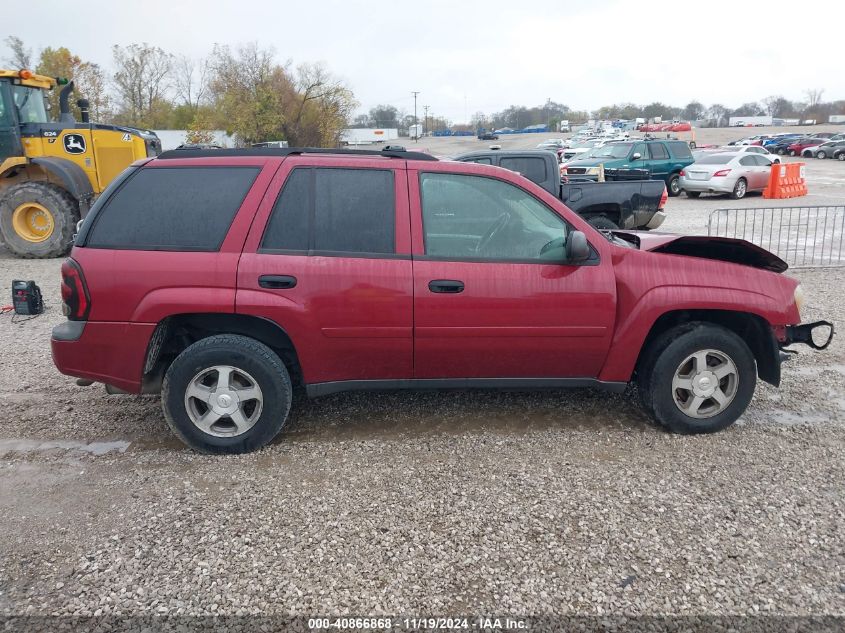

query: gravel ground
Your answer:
[0,127,843,628]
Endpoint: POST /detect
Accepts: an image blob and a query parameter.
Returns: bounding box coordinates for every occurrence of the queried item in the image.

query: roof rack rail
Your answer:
[156,146,437,161]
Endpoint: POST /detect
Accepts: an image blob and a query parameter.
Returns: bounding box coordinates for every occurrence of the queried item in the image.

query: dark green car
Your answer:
[562,140,694,196]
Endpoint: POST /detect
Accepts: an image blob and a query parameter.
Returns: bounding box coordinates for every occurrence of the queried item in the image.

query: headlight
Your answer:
[794,284,805,314]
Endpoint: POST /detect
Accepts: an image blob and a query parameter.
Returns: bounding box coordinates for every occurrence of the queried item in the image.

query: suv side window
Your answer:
[499,156,547,183]
[85,166,259,251]
[648,143,669,160]
[420,173,567,262]
[261,167,395,255]
[668,142,693,159]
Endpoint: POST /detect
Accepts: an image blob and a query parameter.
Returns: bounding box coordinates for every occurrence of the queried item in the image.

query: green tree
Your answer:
[36,47,109,122]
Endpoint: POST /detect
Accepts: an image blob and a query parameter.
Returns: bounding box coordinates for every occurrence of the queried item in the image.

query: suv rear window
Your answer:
[499,157,547,184]
[85,167,259,251]
[261,167,395,255]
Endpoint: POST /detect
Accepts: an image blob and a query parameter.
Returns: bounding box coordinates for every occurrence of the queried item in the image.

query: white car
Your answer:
[719,145,780,163]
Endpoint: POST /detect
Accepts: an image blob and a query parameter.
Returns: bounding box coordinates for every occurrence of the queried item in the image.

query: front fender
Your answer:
[597,284,791,383]
[30,156,95,213]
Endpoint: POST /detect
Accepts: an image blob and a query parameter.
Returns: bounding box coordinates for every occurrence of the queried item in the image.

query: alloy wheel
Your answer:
[671,349,739,419]
[184,365,263,437]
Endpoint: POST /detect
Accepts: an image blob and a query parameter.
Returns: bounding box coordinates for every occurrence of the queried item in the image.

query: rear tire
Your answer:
[777,148,786,155]
[637,323,756,434]
[838,152,845,161]
[0,182,79,258]
[686,191,701,198]
[816,151,827,159]
[730,178,747,199]
[667,174,681,197]
[788,149,797,156]
[162,334,292,454]
[586,215,619,231]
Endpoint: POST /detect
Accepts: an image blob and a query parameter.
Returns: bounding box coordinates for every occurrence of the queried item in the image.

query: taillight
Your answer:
[679,170,685,176]
[659,186,668,208]
[60,258,90,321]
[713,169,732,177]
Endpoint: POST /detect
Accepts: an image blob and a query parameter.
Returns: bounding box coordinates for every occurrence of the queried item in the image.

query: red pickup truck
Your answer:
[52,147,832,453]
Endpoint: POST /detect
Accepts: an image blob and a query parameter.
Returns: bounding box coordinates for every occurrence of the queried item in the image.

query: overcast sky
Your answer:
[8,0,844,122]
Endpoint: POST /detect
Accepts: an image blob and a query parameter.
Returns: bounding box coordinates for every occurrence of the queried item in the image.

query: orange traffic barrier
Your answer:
[763,162,808,199]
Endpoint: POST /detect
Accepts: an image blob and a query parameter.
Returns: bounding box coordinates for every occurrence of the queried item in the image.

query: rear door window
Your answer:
[85,166,259,251]
[261,167,395,255]
[668,142,693,159]
[648,143,669,160]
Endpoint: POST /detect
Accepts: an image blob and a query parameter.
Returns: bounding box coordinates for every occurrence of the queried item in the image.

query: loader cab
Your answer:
[0,72,54,162]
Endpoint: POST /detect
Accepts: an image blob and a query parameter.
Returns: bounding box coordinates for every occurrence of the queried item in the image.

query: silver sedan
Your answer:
[679,152,774,199]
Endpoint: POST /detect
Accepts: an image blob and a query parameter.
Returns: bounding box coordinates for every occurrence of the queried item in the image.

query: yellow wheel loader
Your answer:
[0,69,161,258]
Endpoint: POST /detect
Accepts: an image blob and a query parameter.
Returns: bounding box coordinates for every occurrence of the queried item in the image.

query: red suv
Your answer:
[52,147,833,453]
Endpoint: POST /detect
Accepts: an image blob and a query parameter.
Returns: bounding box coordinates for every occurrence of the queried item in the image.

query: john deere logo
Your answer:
[63,134,86,154]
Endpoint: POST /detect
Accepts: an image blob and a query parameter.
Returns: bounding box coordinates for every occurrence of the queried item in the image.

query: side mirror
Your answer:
[566,230,590,263]
[631,152,642,160]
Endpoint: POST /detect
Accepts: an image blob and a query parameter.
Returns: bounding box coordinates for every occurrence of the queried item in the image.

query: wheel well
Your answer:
[143,313,303,393]
[580,203,622,225]
[636,309,780,386]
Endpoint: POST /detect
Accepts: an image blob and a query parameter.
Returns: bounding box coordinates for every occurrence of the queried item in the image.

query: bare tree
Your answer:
[112,43,173,126]
[4,36,32,68]
[174,54,210,111]
[805,88,825,110]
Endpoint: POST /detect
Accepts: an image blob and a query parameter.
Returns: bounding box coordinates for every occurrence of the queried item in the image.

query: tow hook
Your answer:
[783,320,835,351]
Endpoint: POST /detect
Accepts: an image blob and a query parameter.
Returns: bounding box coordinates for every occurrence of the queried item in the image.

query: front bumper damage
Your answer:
[781,320,835,351]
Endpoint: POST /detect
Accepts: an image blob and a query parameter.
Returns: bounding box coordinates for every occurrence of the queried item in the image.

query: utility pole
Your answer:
[423,105,429,136]
[412,91,420,142]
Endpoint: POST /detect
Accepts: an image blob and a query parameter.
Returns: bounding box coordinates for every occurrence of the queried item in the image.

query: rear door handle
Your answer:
[259,275,297,289]
[428,279,464,293]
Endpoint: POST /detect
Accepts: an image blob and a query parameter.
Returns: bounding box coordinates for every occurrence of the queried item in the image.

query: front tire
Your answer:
[730,178,747,199]
[0,182,79,258]
[667,174,681,197]
[162,334,292,454]
[788,149,797,156]
[586,215,619,231]
[637,323,756,434]
[838,152,845,161]
[816,151,827,159]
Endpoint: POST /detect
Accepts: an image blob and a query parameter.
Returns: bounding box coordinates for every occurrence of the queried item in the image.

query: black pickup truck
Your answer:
[454,150,667,230]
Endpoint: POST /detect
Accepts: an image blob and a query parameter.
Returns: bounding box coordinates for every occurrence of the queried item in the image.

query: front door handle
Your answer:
[428,279,464,294]
[259,275,297,289]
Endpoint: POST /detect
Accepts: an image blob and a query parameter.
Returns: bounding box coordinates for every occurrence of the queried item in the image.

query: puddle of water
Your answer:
[0,438,130,455]
[791,364,845,378]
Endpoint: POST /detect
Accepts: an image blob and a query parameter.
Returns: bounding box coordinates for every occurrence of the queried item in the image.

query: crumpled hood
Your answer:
[614,231,788,273]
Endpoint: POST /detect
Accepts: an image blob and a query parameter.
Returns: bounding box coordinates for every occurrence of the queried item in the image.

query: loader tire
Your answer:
[0,182,79,259]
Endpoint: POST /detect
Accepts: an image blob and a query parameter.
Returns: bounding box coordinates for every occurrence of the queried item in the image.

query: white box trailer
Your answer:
[408,124,423,140]
[829,115,845,124]
[340,128,399,145]
[728,115,773,127]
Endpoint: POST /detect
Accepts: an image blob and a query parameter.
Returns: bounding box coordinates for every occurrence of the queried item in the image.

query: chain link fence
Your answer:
[707,206,845,268]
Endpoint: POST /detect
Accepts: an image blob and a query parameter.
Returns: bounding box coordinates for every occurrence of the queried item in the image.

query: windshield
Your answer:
[11,85,49,123]
[575,140,599,149]
[591,143,633,159]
